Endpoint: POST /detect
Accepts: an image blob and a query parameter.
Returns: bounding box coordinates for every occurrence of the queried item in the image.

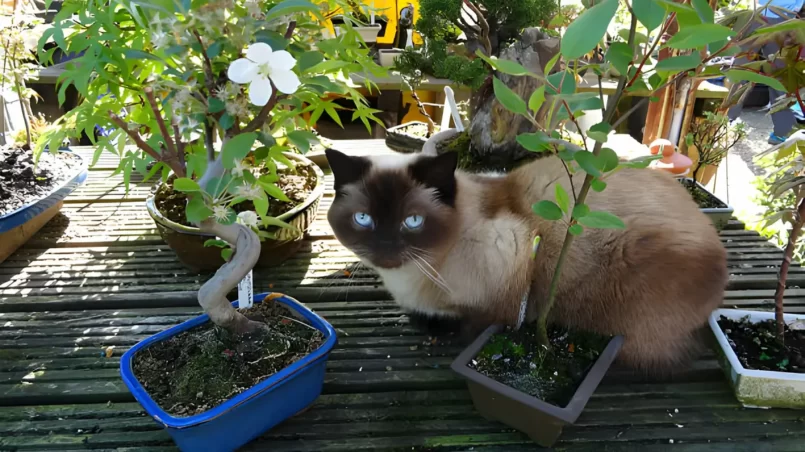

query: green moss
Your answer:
[471,324,611,407]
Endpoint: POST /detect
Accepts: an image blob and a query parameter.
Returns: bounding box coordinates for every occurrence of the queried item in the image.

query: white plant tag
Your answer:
[238,270,253,309]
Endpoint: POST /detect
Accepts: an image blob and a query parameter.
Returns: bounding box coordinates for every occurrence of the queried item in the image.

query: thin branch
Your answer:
[559,159,577,203]
[108,112,161,161]
[203,118,216,161]
[144,87,178,159]
[192,29,216,94]
[240,89,278,134]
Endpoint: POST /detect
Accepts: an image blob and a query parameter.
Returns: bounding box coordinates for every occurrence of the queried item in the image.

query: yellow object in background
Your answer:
[401,90,436,124]
[323,0,424,47]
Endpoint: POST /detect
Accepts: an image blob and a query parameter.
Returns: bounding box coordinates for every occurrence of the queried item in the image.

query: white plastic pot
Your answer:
[709,309,805,409]
[422,128,459,156]
[378,49,403,67]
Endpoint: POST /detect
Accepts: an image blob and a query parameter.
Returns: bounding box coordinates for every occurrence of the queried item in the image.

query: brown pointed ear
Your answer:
[325,149,371,192]
[409,151,458,207]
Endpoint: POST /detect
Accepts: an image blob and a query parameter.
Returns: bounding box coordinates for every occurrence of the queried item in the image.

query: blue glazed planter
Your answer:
[120,293,337,452]
[0,149,88,234]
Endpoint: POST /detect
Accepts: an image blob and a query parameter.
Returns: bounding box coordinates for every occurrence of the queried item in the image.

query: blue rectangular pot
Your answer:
[120,293,337,452]
[0,148,88,233]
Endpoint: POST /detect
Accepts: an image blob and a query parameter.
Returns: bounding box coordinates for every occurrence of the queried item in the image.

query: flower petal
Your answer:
[271,69,301,95]
[269,50,297,71]
[248,76,273,106]
[228,58,258,84]
[246,42,273,64]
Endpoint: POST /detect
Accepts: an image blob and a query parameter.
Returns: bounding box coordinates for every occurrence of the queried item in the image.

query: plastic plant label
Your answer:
[238,270,253,309]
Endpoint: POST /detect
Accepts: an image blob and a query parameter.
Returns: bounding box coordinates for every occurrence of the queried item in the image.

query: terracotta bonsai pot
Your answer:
[451,325,624,447]
[146,153,325,274]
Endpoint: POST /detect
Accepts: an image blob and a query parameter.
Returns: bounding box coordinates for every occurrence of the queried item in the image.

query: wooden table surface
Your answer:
[1,142,803,451]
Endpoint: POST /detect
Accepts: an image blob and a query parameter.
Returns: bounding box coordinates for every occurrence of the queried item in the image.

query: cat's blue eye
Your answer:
[403,214,424,230]
[353,212,374,229]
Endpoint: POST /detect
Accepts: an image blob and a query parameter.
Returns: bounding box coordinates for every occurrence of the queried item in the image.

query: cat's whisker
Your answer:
[407,252,452,295]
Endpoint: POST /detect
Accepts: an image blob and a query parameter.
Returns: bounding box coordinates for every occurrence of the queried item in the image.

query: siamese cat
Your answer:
[325,149,727,374]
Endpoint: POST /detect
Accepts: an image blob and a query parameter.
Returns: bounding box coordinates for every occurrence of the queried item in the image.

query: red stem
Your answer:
[774,200,805,342]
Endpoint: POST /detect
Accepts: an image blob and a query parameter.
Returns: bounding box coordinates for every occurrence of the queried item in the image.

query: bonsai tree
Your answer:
[0,8,44,149]
[36,0,384,334]
[685,111,746,182]
[395,0,561,170]
[481,0,796,347]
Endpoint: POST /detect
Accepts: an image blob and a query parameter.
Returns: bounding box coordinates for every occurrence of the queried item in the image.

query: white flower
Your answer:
[237,211,260,228]
[236,183,262,200]
[231,159,251,177]
[227,42,300,106]
[151,30,171,49]
[245,0,263,18]
[213,205,230,222]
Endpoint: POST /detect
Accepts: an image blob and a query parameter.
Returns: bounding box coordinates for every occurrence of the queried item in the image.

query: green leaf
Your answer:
[287,130,318,154]
[253,193,269,218]
[186,196,213,223]
[265,0,324,22]
[298,51,324,72]
[475,50,535,77]
[666,24,735,49]
[588,122,612,143]
[546,71,577,95]
[492,77,527,116]
[572,203,590,220]
[725,69,786,92]
[691,0,714,24]
[599,148,619,172]
[591,179,607,192]
[173,177,200,192]
[207,40,224,58]
[655,0,702,27]
[221,248,233,261]
[532,200,564,221]
[561,0,619,60]
[123,49,163,61]
[655,54,702,72]
[208,97,226,114]
[555,185,570,214]
[219,113,235,130]
[574,150,601,177]
[204,239,228,248]
[606,42,633,77]
[569,224,584,236]
[633,0,666,30]
[517,132,551,153]
[258,179,291,202]
[528,86,546,113]
[577,211,625,229]
[221,133,258,169]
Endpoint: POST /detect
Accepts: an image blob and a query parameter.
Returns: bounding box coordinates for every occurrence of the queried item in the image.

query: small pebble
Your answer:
[669,439,674,444]
[358,367,363,372]
[491,354,502,361]
[386,366,393,371]
[196,392,203,398]
[674,408,679,413]
[529,362,537,369]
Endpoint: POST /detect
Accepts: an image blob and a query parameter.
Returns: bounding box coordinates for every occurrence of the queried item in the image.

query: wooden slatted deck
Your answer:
[1,143,804,451]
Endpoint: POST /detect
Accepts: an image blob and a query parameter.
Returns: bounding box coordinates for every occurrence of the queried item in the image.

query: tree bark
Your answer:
[468,28,559,169]
[773,198,805,341]
[195,150,264,334]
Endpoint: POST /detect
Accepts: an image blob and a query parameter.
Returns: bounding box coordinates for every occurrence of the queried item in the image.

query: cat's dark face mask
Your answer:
[324,149,459,269]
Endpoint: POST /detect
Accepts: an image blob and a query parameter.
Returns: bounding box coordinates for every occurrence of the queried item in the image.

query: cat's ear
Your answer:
[410,151,458,207]
[326,149,371,192]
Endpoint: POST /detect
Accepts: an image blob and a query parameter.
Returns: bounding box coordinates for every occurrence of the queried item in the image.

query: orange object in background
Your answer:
[649,138,692,176]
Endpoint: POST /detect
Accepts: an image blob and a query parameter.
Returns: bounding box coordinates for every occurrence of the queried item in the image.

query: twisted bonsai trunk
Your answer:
[195,145,264,334]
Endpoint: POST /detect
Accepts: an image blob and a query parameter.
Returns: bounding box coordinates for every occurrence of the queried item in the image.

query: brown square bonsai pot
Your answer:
[450,325,624,447]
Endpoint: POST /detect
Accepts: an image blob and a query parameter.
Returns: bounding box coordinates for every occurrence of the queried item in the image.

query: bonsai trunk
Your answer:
[195,152,264,334]
[772,198,805,342]
[467,28,559,169]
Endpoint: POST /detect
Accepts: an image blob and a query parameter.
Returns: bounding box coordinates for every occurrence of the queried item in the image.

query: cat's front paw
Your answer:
[406,311,463,337]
